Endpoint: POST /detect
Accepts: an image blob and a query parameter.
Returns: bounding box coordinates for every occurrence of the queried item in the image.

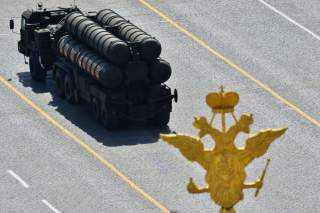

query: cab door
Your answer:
[18,17,26,54]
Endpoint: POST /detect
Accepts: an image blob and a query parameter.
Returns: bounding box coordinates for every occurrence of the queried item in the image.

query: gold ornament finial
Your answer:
[161,86,287,213]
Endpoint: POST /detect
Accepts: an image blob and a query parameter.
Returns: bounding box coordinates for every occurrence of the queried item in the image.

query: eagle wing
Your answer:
[160,133,210,170]
[240,128,287,166]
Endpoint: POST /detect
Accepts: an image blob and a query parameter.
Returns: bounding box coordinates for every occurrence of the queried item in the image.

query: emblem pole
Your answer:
[255,158,271,197]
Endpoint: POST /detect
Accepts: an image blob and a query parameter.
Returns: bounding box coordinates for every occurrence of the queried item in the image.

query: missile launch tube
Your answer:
[65,12,130,65]
[57,35,123,88]
[96,9,162,62]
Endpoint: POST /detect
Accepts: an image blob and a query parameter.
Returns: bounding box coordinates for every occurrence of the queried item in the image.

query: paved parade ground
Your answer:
[0,0,319,212]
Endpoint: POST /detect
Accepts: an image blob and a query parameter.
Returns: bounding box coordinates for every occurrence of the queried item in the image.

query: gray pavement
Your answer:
[0,83,158,213]
[0,0,319,212]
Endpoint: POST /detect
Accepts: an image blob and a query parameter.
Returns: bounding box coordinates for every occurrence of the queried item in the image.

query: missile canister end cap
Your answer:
[141,38,162,61]
[149,59,172,84]
[107,42,130,65]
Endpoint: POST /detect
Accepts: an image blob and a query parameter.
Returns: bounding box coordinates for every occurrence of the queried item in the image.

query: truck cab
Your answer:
[13,4,78,80]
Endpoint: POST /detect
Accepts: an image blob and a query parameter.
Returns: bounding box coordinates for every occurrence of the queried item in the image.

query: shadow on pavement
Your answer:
[17,71,173,146]
[17,71,53,94]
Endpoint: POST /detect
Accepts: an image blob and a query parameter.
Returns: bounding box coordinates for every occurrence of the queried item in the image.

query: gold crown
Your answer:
[206,86,239,113]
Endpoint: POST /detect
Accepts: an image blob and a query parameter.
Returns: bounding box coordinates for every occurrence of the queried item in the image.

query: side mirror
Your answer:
[9,19,14,30]
[173,89,178,103]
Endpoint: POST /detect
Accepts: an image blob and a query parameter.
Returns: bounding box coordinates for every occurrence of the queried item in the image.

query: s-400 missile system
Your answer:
[10,3,177,129]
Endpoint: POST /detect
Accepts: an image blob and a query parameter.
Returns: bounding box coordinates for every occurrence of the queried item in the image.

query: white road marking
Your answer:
[41,200,61,213]
[257,0,320,41]
[0,34,9,36]
[7,170,30,188]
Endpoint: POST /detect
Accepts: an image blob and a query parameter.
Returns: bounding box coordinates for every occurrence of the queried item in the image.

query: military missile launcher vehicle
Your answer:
[10,3,177,129]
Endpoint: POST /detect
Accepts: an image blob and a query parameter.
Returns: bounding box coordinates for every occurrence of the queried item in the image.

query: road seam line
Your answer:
[0,75,169,213]
[7,170,30,188]
[257,0,320,41]
[138,0,320,127]
[41,199,61,213]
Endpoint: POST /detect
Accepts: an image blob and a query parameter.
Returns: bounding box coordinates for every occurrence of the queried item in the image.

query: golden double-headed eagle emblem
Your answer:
[161,86,287,213]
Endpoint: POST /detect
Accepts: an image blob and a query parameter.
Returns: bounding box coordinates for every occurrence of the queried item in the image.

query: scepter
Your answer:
[255,158,271,197]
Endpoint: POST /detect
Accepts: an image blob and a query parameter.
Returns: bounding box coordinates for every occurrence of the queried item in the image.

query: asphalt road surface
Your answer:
[0,0,319,212]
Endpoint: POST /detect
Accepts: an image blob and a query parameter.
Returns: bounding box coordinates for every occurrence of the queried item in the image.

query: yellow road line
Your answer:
[138,0,320,128]
[0,74,170,213]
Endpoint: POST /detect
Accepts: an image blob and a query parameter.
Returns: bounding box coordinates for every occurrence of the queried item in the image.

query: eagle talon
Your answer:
[187,177,209,194]
[187,177,198,193]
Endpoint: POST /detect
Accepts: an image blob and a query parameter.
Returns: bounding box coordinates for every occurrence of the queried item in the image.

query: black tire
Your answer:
[64,74,76,103]
[150,108,170,126]
[101,108,121,130]
[55,70,65,98]
[91,97,101,123]
[29,52,47,81]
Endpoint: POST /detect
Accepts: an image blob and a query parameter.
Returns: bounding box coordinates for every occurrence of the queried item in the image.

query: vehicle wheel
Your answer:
[150,108,170,126]
[64,74,76,103]
[55,70,65,98]
[29,52,46,81]
[101,108,121,130]
[91,97,101,123]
